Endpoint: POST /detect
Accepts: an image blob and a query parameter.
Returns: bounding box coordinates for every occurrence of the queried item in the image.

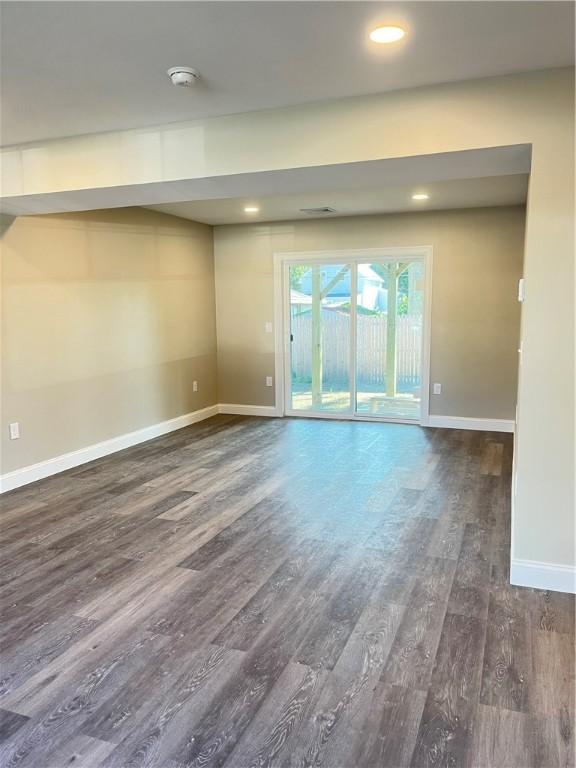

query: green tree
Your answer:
[289,265,310,290]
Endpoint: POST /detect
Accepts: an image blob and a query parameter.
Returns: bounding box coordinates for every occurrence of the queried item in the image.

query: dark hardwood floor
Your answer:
[0,415,574,768]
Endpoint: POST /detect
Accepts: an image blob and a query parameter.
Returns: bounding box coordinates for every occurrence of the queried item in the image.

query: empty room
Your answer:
[0,2,574,767]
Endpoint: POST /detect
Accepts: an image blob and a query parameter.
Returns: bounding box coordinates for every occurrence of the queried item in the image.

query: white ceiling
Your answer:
[1,1,573,146]
[147,174,528,225]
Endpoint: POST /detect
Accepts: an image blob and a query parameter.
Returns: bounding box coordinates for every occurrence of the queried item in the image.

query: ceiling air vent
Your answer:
[299,207,336,215]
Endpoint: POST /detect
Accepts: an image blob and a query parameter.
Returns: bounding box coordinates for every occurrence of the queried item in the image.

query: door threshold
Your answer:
[284,410,422,425]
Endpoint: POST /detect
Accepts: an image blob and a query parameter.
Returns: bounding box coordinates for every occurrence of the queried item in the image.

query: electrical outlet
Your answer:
[266,376,273,387]
[264,321,273,333]
[9,422,20,440]
[193,381,198,392]
[433,383,442,395]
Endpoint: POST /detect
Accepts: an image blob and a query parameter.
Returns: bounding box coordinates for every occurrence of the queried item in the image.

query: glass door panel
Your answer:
[288,263,352,413]
[355,260,424,420]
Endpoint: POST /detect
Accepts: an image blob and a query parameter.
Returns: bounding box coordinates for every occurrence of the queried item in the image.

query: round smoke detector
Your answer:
[166,67,199,87]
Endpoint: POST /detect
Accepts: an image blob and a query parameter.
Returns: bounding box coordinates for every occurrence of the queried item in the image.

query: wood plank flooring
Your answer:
[0,415,574,767]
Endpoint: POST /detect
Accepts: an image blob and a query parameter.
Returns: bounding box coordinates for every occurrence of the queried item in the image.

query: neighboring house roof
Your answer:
[298,264,384,299]
[293,265,388,311]
[290,289,312,305]
[358,264,385,282]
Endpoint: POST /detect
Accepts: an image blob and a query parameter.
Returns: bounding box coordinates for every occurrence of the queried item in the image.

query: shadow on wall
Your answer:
[0,213,16,237]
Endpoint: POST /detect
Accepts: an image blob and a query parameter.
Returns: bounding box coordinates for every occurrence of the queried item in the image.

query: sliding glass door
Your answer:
[288,263,352,413]
[356,260,424,419]
[284,252,428,422]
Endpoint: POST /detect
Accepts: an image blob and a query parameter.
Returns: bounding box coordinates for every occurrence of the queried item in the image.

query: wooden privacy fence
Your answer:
[291,311,422,390]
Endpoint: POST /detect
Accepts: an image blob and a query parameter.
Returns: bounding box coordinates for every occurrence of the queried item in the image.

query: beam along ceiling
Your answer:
[1,1,574,146]
[147,175,529,226]
[0,146,531,218]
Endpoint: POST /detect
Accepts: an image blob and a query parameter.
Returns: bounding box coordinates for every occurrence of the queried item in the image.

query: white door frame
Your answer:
[273,246,433,425]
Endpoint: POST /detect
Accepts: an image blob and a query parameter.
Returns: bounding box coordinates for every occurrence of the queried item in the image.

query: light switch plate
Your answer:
[265,322,273,333]
[9,422,20,440]
[518,278,525,302]
[266,376,273,387]
[433,383,442,395]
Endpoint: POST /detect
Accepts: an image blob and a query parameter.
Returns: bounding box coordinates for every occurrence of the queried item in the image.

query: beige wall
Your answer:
[214,207,525,419]
[0,208,217,474]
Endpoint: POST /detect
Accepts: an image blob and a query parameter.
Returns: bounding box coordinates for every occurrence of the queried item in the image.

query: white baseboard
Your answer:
[425,415,515,433]
[218,404,280,417]
[0,405,513,494]
[510,558,576,594]
[0,405,219,494]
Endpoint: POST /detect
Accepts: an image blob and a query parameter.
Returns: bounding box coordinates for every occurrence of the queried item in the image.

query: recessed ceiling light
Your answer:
[412,193,430,201]
[369,26,405,44]
[244,206,260,214]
